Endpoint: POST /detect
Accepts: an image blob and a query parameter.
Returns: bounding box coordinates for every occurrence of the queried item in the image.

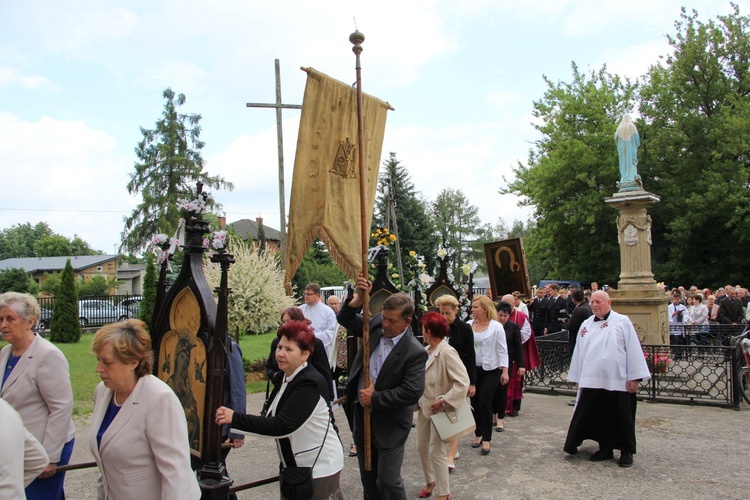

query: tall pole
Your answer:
[246,59,302,266]
[350,28,373,472]
[273,59,287,263]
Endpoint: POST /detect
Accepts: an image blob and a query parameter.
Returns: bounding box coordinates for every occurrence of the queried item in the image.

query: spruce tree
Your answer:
[50,259,82,343]
[140,253,157,332]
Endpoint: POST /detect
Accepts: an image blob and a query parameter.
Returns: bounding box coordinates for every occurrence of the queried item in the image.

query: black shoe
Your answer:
[590,448,614,462]
[563,446,578,455]
[618,452,633,467]
[567,399,576,407]
[509,410,519,417]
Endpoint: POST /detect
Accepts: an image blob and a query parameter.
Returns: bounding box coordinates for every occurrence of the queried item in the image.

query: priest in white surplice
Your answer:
[299,283,337,365]
[563,291,651,468]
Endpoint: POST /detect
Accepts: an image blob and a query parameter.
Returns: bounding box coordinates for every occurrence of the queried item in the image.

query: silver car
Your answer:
[78,299,132,327]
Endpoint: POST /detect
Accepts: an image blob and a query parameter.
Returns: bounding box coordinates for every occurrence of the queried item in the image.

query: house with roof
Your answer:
[227,217,282,252]
[0,255,118,287]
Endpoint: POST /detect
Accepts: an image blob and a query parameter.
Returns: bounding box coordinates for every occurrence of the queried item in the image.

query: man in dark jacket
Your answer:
[546,284,568,334]
[567,289,593,357]
[338,275,427,500]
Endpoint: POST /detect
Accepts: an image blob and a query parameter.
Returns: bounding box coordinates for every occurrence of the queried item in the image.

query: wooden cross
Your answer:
[246,59,301,263]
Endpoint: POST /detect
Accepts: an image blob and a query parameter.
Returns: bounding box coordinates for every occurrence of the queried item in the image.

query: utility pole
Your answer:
[246,59,301,266]
[384,178,405,285]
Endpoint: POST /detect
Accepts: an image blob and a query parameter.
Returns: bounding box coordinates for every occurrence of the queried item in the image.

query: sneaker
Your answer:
[590,448,614,462]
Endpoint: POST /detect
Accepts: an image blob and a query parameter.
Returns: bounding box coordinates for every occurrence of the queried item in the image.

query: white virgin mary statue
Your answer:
[615,114,642,191]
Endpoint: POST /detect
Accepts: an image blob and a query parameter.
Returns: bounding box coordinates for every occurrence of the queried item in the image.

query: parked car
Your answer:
[119,296,143,318]
[78,299,133,327]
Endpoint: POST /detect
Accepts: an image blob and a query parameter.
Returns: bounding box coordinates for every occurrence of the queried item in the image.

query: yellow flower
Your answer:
[392,273,399,279]
[370,233,376,238]
[409,250,416,257]
[389,234,397,242]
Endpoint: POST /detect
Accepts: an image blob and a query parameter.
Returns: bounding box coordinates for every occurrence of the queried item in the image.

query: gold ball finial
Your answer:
[350,30,364,55]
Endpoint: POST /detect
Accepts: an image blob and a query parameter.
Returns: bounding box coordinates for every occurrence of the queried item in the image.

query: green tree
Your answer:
[430,188,481,277]
[372,153,436,271]
[503,63,637,285]
[639,5,750,287]
[0,222,54,259]
[0,268,34,293]
[78,275,120,297]
[291,240,348,294]
[34,235,72,257]
[39,272,62,296]
[140,253,157,331]
[70,235,101,256]
[50,259,82,343]
[121,88,234,254]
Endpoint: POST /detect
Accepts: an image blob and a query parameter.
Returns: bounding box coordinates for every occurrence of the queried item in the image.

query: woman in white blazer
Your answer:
[416,312,470,500]
[89,320,200,500]
[0,292,75,500]
[216,320,343,500]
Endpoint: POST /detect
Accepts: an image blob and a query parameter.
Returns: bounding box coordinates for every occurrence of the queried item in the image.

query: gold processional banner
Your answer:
[284,68,390,291]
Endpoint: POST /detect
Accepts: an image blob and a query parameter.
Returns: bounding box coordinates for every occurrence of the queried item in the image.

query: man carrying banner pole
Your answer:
[283,25,395,486]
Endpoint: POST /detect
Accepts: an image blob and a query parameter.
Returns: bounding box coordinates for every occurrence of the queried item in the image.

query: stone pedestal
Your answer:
[605,189,669,345]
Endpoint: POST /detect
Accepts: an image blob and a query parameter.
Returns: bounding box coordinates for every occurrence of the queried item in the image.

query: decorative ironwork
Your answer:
[525,330,745,408]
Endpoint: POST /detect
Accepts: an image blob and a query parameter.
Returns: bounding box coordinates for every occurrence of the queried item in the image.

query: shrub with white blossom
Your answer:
[204,237,294,335]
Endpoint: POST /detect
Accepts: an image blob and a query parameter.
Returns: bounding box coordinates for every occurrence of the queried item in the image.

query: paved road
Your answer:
[65,392,748,499]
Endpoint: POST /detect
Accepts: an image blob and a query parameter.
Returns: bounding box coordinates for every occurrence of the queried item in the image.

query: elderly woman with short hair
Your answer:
[416,312,469,500]
[434,294,476,470]
[89,320,200,499]
[0,292,75,500]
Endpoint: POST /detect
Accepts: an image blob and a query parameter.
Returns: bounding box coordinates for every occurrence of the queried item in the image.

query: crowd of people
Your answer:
[2,278,658,499]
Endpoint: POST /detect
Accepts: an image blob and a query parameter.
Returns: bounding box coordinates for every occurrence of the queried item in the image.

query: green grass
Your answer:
[1,331,277,416]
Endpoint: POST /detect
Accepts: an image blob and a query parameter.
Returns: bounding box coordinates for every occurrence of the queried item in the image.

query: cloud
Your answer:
[0,113,134,252]
[0,66,56,91]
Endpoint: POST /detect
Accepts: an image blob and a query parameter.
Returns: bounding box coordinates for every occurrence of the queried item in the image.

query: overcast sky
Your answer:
[1,0,743,254]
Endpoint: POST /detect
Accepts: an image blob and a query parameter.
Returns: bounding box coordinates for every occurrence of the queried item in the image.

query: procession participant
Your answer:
[499,294,540,418]
[217,320,343,500]
[492,302,524,432]
[416,312,469,500]
[0,397,49,497]
[90,320,201,499]
[337,274,427,500]
[0,292,75,500]
[435,294,476,471]
[468,295,508,455]
[563,291,651,467]
[300,283,338,363]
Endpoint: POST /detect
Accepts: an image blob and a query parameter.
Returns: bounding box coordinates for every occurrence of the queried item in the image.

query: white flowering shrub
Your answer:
[205,238,295,335]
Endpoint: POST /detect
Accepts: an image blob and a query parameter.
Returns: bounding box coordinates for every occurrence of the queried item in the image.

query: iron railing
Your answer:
[525,329,747,409]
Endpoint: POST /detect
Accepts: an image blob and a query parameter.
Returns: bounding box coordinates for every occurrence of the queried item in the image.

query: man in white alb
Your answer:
[563,291,651,468]
[299,283,338,364]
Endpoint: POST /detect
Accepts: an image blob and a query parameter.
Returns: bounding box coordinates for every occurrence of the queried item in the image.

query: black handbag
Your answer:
[279,412,331,499]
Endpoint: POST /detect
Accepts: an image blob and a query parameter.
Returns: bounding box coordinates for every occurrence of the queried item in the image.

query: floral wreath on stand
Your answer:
[369,227,402,288]
[404,250,431,311]
[435,246,471,310]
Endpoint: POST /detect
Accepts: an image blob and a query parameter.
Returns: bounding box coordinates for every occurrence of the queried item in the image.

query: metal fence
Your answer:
[525,327,747,409]
[36,294,143,329]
